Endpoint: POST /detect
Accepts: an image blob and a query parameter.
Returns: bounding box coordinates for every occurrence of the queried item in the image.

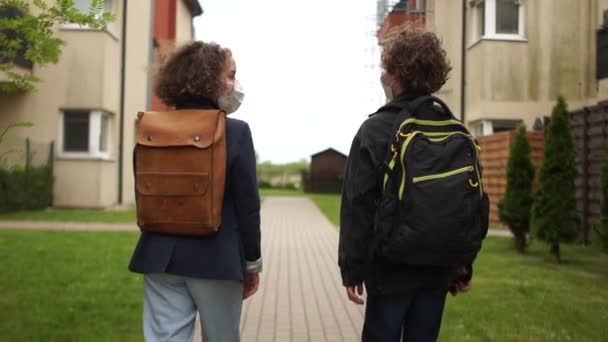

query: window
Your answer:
[99,114,110,153]
[598,28,608,80]
[73,0,89,13]
[495,0,519,34]
[63,111,90,152]
[61,111,112,159]
[63,0,115,33]
[73,0,113,14]
[470,120,494,137]
[471,0,525,42]
[0,6,33,69]
[470,119,520,137]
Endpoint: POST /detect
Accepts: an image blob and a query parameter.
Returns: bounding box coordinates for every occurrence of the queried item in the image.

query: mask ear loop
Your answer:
[381,74,394,101]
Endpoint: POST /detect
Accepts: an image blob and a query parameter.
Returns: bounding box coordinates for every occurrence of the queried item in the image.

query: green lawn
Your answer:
[0,208,136,223]
[259,188,305,197]
[307,193,608,340]
[0,230,606,341]
[0,230,143,341]
[441,237,608,341]
[309,193,341,226]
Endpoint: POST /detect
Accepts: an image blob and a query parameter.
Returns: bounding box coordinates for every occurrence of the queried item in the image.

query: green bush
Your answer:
[499,125,535,252]
[0,166,53,213]
[531,96,579,262]
[258,180,272,189]
[257,181,299,190]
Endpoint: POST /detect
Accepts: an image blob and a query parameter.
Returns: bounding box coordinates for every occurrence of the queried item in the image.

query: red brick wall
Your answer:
[152,0,177,111]
[154,0,176,42]
[377,0,426,41]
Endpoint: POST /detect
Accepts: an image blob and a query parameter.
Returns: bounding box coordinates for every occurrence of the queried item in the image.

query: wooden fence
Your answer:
[478,102,608,241]
[571,103,608,241]
[478,131,544,226]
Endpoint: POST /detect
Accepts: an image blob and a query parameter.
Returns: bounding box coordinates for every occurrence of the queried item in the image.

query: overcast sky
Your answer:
[193,0,385,163]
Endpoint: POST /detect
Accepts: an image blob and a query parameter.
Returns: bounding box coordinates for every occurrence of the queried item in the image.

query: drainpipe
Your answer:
[460,0,467,123]
[118,0,128,205]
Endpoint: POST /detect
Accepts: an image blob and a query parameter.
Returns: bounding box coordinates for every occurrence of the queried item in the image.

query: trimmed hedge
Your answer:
[0,166,53,213]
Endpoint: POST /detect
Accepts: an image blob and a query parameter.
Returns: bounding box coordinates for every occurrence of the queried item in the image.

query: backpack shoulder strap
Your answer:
[407,95,457,120]
[379,98,420,191]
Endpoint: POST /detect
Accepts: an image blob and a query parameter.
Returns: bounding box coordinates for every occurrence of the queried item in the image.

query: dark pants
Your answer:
[362,288,447,342]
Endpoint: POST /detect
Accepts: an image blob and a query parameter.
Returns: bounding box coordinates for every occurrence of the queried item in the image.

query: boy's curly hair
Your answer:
[381,24,451,94]
[155,41,232,106]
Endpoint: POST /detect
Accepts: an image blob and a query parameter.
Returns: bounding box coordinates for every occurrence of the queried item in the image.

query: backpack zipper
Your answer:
[412,165,475,183]
[397,131,484,199]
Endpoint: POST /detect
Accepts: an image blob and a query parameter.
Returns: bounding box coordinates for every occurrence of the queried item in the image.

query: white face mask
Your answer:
[218,79,244,114]
[381,74,393,101]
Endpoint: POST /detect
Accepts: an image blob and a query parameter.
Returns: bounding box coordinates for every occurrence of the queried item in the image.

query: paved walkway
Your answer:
[235,197,364,342]
[0,197,511,341]
[0,221,138,231]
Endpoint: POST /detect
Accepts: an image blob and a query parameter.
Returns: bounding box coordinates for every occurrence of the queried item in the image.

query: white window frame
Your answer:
[60,0,118,39]
[68,0,114,16]
[412,0,425,13]
[59,110,112,160]
[471,120,495,137]
[471,0,526,43]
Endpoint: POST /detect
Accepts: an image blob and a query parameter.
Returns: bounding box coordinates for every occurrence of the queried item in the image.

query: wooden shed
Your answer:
[303,148,348,193]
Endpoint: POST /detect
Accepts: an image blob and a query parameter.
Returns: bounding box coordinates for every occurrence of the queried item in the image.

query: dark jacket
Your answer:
[339,93,454,295]
[129,99,261,281]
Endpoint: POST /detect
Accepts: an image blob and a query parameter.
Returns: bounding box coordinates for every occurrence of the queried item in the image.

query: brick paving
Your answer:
[233,197,364,342]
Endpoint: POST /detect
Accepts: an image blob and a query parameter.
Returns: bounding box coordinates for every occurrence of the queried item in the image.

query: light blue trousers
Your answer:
[143,273,243,342]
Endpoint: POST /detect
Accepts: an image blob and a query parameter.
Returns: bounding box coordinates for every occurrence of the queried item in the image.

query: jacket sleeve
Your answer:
[339,126,381,286]
[231,123,262,273]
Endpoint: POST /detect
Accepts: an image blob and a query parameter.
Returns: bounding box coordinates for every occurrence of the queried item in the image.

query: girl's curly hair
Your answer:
[381,24,451,94]
[155,41,232,106]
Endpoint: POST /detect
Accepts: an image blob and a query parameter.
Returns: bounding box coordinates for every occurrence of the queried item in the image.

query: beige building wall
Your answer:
[54,160,116,207]
[426,0,464,120]
[0,29,121,208]
[467,0,596,129]
[0,0,152,208]
[121,0,153,206]
[49,25,123,208]
[175,0,194,46]
[429,0,603,133]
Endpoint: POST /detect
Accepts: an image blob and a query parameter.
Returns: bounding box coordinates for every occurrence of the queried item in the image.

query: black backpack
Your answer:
[374,95,489,266]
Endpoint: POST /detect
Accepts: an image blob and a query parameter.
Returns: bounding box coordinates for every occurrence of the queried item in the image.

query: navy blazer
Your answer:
[128,100,261,281]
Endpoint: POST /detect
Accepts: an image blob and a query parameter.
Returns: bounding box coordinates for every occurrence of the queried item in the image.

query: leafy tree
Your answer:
[257,160,309,174]
[595,141,608,253]
[531,96,580,262]
[0,0,114,93]
[499,125,535,252]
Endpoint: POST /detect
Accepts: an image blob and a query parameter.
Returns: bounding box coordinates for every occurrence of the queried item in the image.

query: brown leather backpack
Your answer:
[134,109,227,236]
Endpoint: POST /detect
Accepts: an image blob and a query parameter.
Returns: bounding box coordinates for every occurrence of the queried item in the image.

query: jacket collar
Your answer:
[175,98,219,110]
[369,92,427,117]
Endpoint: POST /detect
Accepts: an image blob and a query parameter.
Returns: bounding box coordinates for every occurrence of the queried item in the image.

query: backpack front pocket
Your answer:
[396,163,479,260]
[412,165,475,184]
